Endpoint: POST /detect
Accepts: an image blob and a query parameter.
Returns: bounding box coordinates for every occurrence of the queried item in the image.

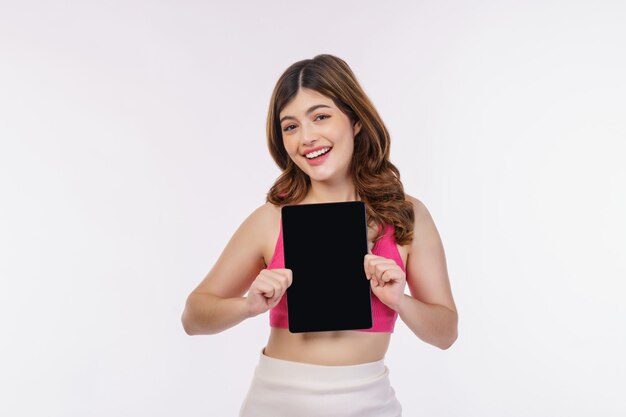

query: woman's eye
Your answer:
[315,114,330,121]
[283,124,296,132]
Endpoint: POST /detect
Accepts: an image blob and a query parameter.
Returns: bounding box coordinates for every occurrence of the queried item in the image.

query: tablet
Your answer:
[281,201,373,333]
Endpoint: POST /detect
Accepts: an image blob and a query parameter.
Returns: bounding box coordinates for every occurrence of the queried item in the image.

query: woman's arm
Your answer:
[399,196,458,349]
[182,293,251,335]
[181,203,291,335]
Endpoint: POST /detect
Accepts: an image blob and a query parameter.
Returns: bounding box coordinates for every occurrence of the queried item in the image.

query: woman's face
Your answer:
[279,88,361,184]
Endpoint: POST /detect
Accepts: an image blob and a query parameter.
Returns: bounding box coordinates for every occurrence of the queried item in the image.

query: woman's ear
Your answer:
[354,120,362,136]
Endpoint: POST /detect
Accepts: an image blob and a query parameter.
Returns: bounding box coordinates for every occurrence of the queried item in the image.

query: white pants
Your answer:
[239,349,402,417]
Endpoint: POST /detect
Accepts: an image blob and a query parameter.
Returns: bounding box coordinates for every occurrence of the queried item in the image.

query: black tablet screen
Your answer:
[281,201,373,333]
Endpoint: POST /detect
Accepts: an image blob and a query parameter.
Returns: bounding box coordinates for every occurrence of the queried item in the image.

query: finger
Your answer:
[373,260,397,281]
[368,274,381,288]
[264,269,293,289]
[258,271,287,293]
[259,270,287,289]
[269,274,290,302]
[264,277,286,303]
[364,254,381,280]
[380,268,399,283]
[277,268,293,287]
[379,269,390,283]
[365,257,387,280]
[252,280,276,299]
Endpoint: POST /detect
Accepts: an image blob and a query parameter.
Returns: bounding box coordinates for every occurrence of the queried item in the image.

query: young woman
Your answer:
[181,54,458,417]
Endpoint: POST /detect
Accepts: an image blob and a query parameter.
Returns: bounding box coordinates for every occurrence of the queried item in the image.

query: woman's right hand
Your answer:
[245,268,293,317]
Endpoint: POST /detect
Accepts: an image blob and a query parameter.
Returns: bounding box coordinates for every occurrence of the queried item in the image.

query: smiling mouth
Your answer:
[304,147,332,159]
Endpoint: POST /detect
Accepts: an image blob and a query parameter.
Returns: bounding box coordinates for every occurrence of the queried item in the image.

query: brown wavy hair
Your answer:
[265,54,414,246]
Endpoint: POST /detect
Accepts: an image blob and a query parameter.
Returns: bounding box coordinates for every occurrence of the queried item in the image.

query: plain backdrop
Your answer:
[1,1,625,416]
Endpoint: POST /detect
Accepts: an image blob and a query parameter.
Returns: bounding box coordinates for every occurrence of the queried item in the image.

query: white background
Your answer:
[1,1,625,416]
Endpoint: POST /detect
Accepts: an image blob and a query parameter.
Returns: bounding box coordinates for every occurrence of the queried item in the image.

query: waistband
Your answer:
[256,348,388,385]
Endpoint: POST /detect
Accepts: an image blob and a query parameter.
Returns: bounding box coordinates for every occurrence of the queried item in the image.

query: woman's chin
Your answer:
[309,171,348,185]
[297,161,348,184]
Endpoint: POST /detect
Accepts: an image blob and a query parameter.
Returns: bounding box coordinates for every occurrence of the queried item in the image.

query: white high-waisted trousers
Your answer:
[238,349,402,417]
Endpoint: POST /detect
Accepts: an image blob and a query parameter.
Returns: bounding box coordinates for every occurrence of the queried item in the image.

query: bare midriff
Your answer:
[263,327,392,366]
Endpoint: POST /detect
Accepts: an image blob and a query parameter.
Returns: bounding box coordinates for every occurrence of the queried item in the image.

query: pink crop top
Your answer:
[267,219,406,333]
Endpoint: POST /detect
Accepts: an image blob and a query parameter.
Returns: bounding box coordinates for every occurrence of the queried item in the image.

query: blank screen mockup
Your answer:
[281,201,373,333]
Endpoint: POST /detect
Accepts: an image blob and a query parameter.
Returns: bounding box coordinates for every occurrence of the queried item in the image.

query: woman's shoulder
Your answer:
[250,201,280,215]
[403,193,442,250]
[247,201,281,222]
[245,202,281,236]
[404,193,428,219]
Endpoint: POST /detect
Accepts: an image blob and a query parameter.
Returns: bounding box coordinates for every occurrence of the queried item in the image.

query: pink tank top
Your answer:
[267,219,406,333]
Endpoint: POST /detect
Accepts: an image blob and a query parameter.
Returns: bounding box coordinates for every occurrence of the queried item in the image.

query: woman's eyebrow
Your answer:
[280,104,331,123]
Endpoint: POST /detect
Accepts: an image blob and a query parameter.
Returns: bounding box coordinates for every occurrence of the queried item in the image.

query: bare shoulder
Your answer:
[250,201,281,230]
[255,201,282,234]
[404,194,429,222]
[403,193,444,258]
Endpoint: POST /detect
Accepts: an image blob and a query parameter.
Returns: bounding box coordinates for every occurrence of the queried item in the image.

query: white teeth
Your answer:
[305,147,331,159]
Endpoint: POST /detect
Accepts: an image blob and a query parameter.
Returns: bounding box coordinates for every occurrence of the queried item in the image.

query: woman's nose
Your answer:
[300,124,318,146]
[303,136,317,147]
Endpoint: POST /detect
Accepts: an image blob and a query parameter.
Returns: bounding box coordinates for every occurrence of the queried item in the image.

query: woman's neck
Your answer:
[303,180,359,204]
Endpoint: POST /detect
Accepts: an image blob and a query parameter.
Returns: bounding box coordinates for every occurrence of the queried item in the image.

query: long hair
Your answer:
[265,54,414,246]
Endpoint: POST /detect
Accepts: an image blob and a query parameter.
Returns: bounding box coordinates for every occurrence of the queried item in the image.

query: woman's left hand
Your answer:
[364,254,406,312]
